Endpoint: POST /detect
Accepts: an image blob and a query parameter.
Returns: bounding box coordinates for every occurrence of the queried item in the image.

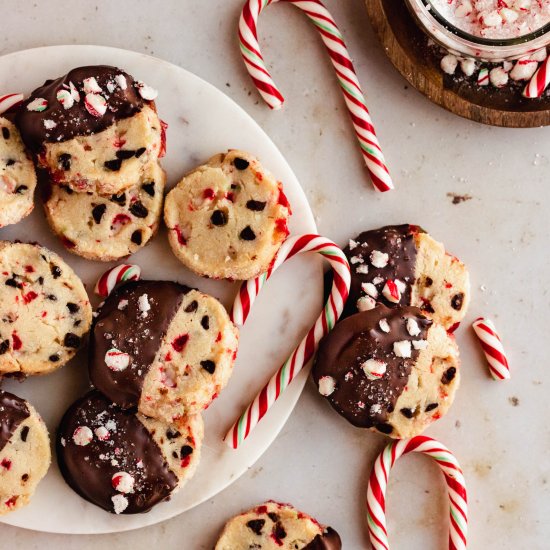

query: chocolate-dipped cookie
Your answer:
[164,150,291,280]
[89,280,239,423]
[215,501,342,550]
[43,161,165,261]
[0,391,51,514]
[344,224,470,331]
[16,65,164,196]
[0,241,92,376]
[313,304,460,438]
[57,390,203,514]
[0,116,37,228]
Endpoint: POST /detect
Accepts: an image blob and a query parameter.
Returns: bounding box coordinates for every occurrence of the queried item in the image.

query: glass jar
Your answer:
[405,0,550,61]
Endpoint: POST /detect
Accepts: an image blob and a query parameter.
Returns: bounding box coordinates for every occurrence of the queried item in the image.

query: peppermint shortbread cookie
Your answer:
[0,116,37,227]
[164,150,291,280]
[344,224,470,330]
[215,501,342,550]
[0,242,92,376]
[0,391,51,515]
[89,280,239,423]
[43,162,165,261]
[313,304,460,438]
[16,65,165,195]
[57,390,203,514]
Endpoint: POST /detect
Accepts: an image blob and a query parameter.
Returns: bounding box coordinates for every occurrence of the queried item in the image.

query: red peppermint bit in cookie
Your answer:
[113,137,126,148]
[1,458,12,470]
[215,332,222,343]
[172,334,189,352]
[277,185,290,209]
[111,213,131,232]
[105,348,130,372]
[61,237,76,249]
[5,496,18,508]
[180,456,191,468]
[225,191,235,202]
[24,265,35,273]
[111,472,135,493]
[447,322,460,333]
[173,225,187,246]
[165,351,172,361]
[203,188,215,200]
[84,93,107,117]
[159,120,167,158]
[382,280,401,303]
[275,218,289,235]
[73,426,93,446]
[22,291,38,304]
[12,332,22,351]
[256,505,268,514]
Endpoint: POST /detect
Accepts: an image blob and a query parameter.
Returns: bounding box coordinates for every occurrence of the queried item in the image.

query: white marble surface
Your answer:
[0,0,549,548]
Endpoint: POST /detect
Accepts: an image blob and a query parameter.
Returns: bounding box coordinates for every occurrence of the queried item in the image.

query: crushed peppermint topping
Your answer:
[406,318,421,337]
[395,279,406,293]
[372,276,384,285]
[118,299,129,311]
[361,358,387,380]
[83,77,102,94]
[84,93,107,117]
[378,319,390,333]
[138,294,151,317]
[357,296,376,312]
[370,404,382,415]
[370,250,389,268]
[136,81,158,100]
[27,98,48,112]
[95,426,110,441]
[361,282,378,298]
[69,81,80,102]
[350,256,364,265]
[348,239,359,250]
[356,264,369,275]
[382,280,401,303]
[105,348,130,371]
[393,340,412,358]
[115,74,128,90]
[56,89,74,109]
[112,472,135,494]
[43,119,57,130]
[318,376,336,396]
[72,426,93,446]
[111,494,129,514]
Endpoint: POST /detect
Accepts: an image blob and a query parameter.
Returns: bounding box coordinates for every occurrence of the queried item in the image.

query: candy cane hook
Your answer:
[238,0,394,193]
[226,234,350,448]
[367,436,468,550]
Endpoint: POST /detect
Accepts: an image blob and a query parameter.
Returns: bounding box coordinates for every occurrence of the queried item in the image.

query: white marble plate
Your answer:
[0,45,322,534]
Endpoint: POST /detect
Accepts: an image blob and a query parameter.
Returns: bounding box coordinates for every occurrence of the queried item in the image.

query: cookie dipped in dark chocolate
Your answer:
[343,224,421,317]
[303,527,342,550]
[57,390,178,514]
[312,305,431,434]
[16,66,148,153]
[89,280,189,409]
[0,391,30,453]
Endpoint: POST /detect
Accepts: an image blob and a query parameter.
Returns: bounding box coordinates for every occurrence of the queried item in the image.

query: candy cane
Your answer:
[94,264,142,298]
[367,436,468,550]
[238,0,394,193]
[472,317,510,381]
[0,93,24,116]
[226,234,350,448]
[523,56,550,98]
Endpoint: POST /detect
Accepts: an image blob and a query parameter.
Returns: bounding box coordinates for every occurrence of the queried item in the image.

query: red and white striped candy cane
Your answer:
[226,234,350,448]
[0,93,24,115]
[367,436,468,550]
[472,317,510,381]
[523,56,550,98]
[238,0,394,193]
[94,264,142,298]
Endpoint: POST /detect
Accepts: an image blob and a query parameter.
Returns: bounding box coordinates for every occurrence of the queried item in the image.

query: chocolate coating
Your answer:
[0,391,30,453]
[304,527,342,550]
[312,305,431,430]
[89,280,189,409]
[57,390,178,514]
[16,65,148,153]
[344,224,421,317]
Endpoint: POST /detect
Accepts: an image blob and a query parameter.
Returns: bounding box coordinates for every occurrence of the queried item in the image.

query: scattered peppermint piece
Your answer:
[84,93,107,117]
[112,472,135,494]
[378,319,390,333]
[393,340,412,358]
[382,280,401,304]
[83,77,102,94]
[56,89,75,109]
[356,264,369,275]
[138,294,151,317]
[348,239,359,250]
[112,494,129,514]
[105,348,130,371]
[350,256,364,265]
[372,276,384,285]
[357,296,376,312]
[361,282,378,298]
[95,426,110,441]
[370,250,389,268]
[318,376,336,396]
[406,318,421,337]
[395,279,406,293]
[361,358,387,380]
[115,74,128,90]
[73,426,93,446]
[370,404,382,415]
[69,81,80,102]
[43,119,56,130]
[136,81,158,100]
[118,299,129,311]
[27,98,48,112]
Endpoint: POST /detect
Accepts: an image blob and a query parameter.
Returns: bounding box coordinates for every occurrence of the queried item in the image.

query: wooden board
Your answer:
[365,0,550,128]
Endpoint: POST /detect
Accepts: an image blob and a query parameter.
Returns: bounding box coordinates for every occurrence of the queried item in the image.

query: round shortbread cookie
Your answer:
[57,390,203,514]
[0,391,51,515]
[344,224,470,331]
[43,162,165,261]
[313,304,460,439]
[89,280,239,423]
[16,65,164,195]
[164,150,291,280]
[0,242,92,376]
[0,116,37,228]
[215,501,342,550]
